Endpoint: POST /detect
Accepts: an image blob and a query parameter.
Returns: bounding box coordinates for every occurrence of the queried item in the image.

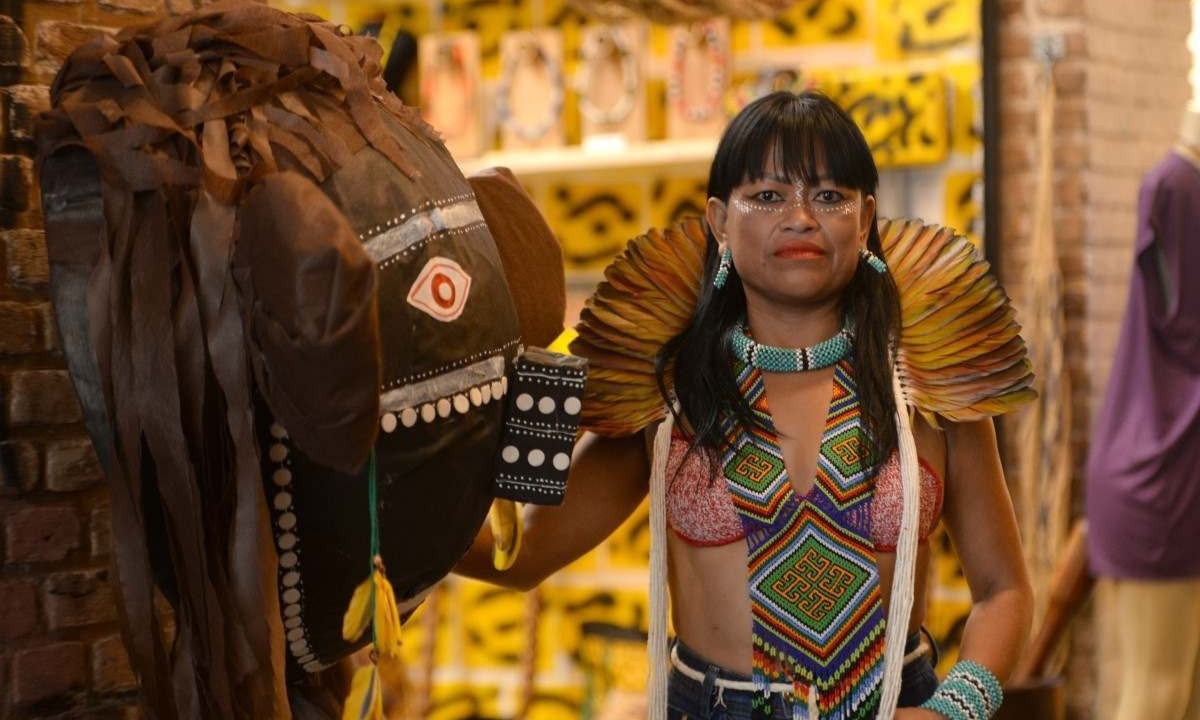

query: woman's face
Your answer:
[706,153,875,311]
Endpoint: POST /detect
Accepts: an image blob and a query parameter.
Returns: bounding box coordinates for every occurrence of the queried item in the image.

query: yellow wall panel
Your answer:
[874,0,980,61]
[943,170,983,246]
[947,61,984,155]
[816,68,950,167]
[760,0,869,47]
[650,176,709,230]
[542,181,648,271]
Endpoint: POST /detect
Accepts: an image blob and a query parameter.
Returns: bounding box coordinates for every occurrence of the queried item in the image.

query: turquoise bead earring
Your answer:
[713,247,732,289]
[860,248,887,274]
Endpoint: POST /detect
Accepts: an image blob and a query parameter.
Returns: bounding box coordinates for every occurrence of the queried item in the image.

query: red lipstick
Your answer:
[774,241,825,259]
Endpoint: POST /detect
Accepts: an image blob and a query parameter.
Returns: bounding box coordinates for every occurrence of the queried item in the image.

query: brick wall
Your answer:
[0,0,204,717]
[994,1,1191,719]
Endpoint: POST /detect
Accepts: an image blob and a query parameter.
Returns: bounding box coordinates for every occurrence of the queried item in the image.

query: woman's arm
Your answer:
[453,430,651,591]
[940,417,1034,681]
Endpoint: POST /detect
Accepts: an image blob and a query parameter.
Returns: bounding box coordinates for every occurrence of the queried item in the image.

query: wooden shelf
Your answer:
[456,137,719,182]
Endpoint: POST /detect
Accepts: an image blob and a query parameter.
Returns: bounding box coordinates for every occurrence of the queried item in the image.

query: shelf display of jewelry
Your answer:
[418,32,484,160]
[496,29,567,151]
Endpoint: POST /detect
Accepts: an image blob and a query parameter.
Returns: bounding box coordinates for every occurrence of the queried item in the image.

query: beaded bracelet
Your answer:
[920,660,1004,720]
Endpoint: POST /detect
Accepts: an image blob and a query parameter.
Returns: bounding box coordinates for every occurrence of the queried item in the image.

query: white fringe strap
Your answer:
[647,414,674,720]
[876,366,922,719]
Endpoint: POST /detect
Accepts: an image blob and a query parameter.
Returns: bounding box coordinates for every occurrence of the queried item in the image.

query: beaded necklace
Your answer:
[667,22,725,123]
[577,27,639,126]
[420,42,473,142]
[496,39,564,142]
[721,358,885,720]
[729,318,854,373]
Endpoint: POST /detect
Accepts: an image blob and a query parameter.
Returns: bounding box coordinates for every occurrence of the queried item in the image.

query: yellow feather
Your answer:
[341,574,374,643]
[373,569,403,659]
[342,664,383,720]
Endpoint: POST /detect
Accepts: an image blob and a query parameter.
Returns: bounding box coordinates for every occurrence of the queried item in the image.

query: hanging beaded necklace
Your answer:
[420,41,473,142]
[728,317,854,373]
[666,22,726,123]
[721,356,885,720]
[577,27,639,126]
[496,39,565,143]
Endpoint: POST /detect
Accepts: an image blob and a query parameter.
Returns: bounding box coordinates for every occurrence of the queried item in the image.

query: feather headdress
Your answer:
[571,216,1036,435]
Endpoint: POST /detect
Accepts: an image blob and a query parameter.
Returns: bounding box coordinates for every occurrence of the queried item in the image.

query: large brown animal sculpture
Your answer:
[36,3,574,718]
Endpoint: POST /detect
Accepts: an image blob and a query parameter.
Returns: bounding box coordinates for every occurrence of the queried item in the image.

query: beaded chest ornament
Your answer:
[721,358,885,720]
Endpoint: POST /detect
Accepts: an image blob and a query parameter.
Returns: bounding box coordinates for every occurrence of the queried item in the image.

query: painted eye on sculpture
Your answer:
[407,256,472,322]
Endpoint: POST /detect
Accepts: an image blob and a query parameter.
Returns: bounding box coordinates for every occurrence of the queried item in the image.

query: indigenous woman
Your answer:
[457,91,1035,720]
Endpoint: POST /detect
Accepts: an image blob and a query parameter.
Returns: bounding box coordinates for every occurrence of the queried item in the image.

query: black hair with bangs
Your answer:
[656,90,902,469]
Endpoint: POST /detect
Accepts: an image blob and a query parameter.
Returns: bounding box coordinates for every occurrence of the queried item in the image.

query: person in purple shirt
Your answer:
[1086,107,1200,720]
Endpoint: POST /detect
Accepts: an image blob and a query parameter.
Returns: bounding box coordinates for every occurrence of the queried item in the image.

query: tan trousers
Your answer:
[1104,577,1200,720]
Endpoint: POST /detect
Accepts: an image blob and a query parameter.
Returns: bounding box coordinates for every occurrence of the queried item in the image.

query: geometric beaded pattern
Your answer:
[920,660,1005,720]
[722,359,885,719]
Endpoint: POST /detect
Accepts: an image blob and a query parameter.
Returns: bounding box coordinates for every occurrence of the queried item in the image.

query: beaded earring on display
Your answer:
[860,248,888,274]
[713,247,733,289]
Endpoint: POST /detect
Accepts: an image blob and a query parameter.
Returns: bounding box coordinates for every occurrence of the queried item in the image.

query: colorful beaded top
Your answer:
[724,359,885,719]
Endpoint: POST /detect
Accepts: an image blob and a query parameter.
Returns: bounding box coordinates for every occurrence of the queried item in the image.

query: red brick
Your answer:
[0,440,40,494]
[45,569,117,629]
[91,634,136,693]
[1054,138,1088,171]
[98,0,166,13]
[7,369,83,426]
[999,135,1035,172]
[1,17,27,85]
[999,107,1035,135]
[2,85,50,146]
[11,641,86,705]
[0,154,33,214]
[999,66,1030,98]
[43,301,62,352]
[4,228,49,288]
[0,579,39,640]
[5,505,80,563]
[999,0,1024,18]
[999,26,1033,60]
[0,301,46,354]
[1052,61,1086,96]
[1063,29,1087,57]
[1037,0,1082,17]
[90,504,111,557]
[45,437,102,492]
[34,22,115,67]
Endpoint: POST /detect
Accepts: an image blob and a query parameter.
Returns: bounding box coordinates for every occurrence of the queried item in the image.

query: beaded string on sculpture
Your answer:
[577,28,640,126]
[340,450,405,720]
[495,39,565,142]
[667,22,725,123]
[722,359,886,719]
[729,319,854,373]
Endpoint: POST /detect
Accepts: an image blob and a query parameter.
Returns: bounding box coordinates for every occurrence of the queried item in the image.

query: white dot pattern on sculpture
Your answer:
[265,423,325,674]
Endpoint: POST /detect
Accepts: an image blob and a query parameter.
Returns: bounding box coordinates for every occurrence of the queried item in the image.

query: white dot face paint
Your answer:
[730,179,860,218]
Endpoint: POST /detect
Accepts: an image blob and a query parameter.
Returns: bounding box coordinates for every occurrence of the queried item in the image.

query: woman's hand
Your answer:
[892,708,946,719]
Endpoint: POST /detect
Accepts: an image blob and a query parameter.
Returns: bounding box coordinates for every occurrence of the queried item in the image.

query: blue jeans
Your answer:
[666,632,940,719]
